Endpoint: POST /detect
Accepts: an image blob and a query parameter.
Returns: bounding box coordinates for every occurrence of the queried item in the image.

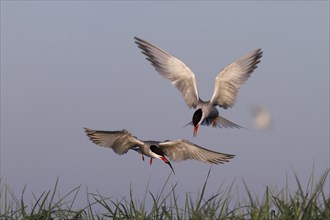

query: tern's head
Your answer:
[150,145,165,158]
[192,109,203,126]
[192,109,202,137]
[150,145,175,174]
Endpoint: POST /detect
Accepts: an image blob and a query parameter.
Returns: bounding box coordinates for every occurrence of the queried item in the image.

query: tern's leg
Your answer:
[150,158,153,165]
[141,154,144,161]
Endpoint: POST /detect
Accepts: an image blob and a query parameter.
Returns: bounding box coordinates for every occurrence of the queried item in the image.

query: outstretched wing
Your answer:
[134,37,200,109]
[210,49,263,109]
[159,139,235,164]
[84,128,144,155]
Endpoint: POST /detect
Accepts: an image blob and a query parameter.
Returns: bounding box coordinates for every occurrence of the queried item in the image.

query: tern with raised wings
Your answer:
[134,37,263,137]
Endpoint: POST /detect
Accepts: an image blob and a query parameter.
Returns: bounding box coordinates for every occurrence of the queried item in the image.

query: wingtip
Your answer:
[133,36,140,41]
[236,124,248,130]
[256,48,263,58]
[134,36,147,45]
[84,128,96,137]
[228,154,236,159]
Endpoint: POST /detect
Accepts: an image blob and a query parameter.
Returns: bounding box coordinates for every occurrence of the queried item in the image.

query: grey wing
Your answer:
[134,37,200,109]
[159,139,235,164]
[84,128,144,155]
[210,49,263,109]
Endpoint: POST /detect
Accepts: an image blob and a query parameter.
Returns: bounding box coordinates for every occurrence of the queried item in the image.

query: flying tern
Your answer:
[134,37,263,137]
[84,128,234,173]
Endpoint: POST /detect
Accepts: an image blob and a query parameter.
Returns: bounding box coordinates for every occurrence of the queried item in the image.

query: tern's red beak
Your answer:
[161,156,175,174]
[193,124,199,137]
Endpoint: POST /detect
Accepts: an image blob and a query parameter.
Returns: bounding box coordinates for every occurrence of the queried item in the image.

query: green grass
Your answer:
[1,168,329,219]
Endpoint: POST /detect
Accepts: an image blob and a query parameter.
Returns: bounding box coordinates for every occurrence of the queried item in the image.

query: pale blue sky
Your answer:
[1,1,329,208]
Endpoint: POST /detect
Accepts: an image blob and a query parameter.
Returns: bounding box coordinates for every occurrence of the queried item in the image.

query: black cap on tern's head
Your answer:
[150,145,165,156]
[192,109,202,127]
[192,109,202,137]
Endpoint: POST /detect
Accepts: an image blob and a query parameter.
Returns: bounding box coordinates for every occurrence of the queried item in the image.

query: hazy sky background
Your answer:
[1,1,329,208]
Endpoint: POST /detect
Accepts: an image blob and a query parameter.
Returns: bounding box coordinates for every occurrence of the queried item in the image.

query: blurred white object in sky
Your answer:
[251,106,272,130]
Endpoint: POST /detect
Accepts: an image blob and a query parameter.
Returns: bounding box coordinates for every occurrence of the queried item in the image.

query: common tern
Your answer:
[134,37,263,137]
[84,128,234,173]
